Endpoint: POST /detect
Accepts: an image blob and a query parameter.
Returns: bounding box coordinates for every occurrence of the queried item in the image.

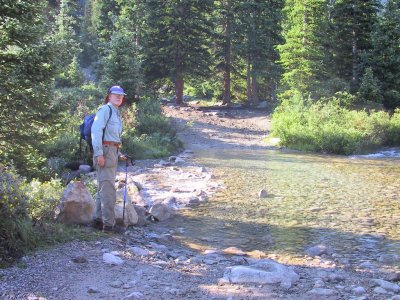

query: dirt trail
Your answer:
[162,104,274,150]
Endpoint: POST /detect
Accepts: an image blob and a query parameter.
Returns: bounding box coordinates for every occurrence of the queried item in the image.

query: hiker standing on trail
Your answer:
[92,85,127,232]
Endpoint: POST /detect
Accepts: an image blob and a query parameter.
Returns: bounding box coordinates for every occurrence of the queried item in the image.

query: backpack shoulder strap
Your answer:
[102,105,113,142]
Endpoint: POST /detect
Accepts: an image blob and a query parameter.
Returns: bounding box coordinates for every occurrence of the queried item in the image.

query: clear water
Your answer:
[164,149,400,268]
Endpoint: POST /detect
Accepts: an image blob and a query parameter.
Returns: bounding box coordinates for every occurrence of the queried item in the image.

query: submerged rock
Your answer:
[352,286,366,296]
[370,279,400,293]
[258,189,268,198]
[306,244,331,257]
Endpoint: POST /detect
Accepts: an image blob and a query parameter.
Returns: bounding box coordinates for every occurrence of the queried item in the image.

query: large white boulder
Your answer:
[57,181,95,225]
[222,259,299,288]
[149,203,172,221]
[115,188,139,226]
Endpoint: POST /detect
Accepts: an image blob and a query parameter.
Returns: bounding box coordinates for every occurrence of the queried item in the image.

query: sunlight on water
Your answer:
[165,149,400,268]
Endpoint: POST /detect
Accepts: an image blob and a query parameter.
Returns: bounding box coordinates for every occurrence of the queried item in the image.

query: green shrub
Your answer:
[121,99,182,158]
[272,94,400,154]
[44,131,80,163]
[27,178,63,226]
[122,133,182,159]
[135,99,172,135]
[0,166,36,264]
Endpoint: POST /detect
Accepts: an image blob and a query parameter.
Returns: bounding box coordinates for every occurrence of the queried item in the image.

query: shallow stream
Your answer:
[164,149,400,269]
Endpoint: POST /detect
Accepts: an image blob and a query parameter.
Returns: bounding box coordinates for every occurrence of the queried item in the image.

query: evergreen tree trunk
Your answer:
[175,0,185,105]
[176,73,184,105]
[351,29,358,91]
[251,69,259,106]
[222,0,232,105]
[246,56,252,103]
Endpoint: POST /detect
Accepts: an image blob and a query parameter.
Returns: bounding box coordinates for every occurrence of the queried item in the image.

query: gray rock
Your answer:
[122,281,136,289]
[371,279,400,293]
[162,196,178,208]
[115,189,139,226]
[373,286,390,294]
[174,256,188,264]
[56,181,95,225]
[187,196,200,207]
[78,164,91,174]
[132,205,150,227]
[158,160,171,167]
[327,273,346,283]
[87,287,100,293]
[175,157,185,164]
[258,189,268,198]
[123,291,144,299]
[156,234,174,244]
[222,259,299,288]
[103,253,124,266]
[359,261,376,269]
[314,279,325,288]
[149,203,171,221]
[352,286,366,296]
[307,288,338,299]
[148,242,168,252]
[388,272,400,282]
[378,254,399,264]
[130,247,149,257]
[109,280,124,288]
[306,244,330,257]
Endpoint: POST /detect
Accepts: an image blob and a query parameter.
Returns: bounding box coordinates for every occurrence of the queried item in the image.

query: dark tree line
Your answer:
[2,0,400,174]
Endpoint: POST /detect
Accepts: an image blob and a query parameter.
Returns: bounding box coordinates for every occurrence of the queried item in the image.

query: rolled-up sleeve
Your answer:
[91,106,109,157]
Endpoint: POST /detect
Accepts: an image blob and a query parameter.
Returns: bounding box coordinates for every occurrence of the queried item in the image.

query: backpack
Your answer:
[80,105,112,154]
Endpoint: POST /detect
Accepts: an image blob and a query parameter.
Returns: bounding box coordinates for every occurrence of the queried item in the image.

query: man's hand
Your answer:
[97,155,105,167]
[119,155,128,161]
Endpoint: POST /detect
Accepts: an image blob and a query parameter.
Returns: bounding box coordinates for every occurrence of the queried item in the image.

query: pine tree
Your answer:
[143,0,214,104]
[0,0,59,174]
[214,0,234,104]
[235,0,283,105]
[98,0,143,103]
[277,0,328,99]
[371,0,400,109]
[357,67,382,103]
[54,0,83,87]
[330,0,381,91]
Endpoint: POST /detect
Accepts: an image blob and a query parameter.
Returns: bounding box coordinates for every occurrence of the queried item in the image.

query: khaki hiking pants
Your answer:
[93,144,118,227]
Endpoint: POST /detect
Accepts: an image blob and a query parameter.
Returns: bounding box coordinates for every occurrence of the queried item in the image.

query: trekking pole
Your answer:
[122,155,135,223]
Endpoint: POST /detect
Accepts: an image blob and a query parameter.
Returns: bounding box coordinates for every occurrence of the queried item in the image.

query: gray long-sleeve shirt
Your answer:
[91,103,122,157]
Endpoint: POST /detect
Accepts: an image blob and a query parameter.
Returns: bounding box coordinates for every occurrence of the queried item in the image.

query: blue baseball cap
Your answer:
[108,85,127,95]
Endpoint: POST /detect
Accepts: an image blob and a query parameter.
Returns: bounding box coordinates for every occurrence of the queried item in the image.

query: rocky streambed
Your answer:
[1,104,400,299]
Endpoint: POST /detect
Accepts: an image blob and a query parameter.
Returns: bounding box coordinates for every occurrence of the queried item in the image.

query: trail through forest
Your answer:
[1,104,399,300]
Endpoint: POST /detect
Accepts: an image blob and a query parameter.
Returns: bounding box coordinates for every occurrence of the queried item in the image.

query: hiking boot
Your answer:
[102,225,114,233]
[102,225,126,234]
[91,219,103,230]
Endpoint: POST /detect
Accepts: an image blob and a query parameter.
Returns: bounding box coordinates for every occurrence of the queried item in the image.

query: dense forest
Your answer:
[3,0,400,174]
